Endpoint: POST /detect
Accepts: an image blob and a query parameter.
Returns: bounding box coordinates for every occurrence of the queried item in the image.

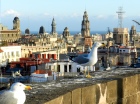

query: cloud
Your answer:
[43,12,57,18]
[70,13,82,18]
[95,15,107,19]
[44,12,51,16]
[92,14,108,20]
[2,9,20,16]
[2,9,20,17]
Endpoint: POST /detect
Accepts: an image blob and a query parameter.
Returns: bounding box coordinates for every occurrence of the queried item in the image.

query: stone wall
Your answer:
[44,74,140,104]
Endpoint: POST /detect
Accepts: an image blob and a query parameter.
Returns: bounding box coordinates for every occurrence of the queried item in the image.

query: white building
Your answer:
[0,46,21,62]
[0,49,3,65]
[119,46,137,54]
[45,61,94,75]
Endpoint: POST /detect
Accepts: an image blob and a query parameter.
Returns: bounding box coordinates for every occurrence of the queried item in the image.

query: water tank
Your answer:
[48,54,52,59]
[52,54,57,60]
[38,54,41,59]
[42,54,46,59]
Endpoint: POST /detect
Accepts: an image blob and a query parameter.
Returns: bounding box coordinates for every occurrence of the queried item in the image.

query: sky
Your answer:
[0,0,140,33]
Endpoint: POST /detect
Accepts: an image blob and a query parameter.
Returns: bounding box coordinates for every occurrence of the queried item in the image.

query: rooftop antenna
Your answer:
[116,7,125,28]
[28,16,30,30]
[108,27,111,35]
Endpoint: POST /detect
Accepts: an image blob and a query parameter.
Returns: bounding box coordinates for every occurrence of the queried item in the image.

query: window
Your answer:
[77,68,80,72]
[49,65,51,69]
[8,52,10,58]
[16,51,19,57]
[64,65,67,72]
[11,52,14,56]
[69,65,71,72]
[57,65,60,72]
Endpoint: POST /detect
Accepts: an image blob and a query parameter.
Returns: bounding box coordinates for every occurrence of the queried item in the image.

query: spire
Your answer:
[51,17,56,34]
[81,11,90,37]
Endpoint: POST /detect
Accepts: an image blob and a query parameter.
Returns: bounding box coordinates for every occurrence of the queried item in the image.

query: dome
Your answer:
[14,16,19,20]
[39,26,45,34]
[25,28,30,34]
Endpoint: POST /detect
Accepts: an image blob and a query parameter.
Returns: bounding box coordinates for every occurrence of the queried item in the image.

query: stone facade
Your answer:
[43,74,140,104]
[10,68,138,104]
[81,11,90,37]
[0,46,21,62]
[130,25,137,42]
[113,28,129,46]
[51,18,57,35]
[0,17,21,43]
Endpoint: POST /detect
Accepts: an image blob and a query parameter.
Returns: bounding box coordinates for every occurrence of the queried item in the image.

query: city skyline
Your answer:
[0,0,140,32]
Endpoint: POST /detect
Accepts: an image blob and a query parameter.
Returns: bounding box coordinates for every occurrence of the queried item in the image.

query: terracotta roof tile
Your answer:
[0,49,3,52]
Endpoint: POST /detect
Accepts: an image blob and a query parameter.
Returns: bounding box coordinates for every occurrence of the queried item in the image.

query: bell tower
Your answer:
[51,18,56,35]
[13,17,20,30]
[130,25,137,42]
[81,11,90,37]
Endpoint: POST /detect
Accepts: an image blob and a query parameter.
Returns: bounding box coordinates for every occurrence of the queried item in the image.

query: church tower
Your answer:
[130,25,137,42]
[51,18,56,35]
[13,16,20,30]
[81,11,90,37]
[63,27,70,38]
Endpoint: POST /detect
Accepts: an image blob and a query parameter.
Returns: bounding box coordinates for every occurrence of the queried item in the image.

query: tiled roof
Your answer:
[0,49,3,52]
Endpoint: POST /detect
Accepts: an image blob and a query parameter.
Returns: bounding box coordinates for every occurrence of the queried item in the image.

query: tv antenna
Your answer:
[116,7,125,28]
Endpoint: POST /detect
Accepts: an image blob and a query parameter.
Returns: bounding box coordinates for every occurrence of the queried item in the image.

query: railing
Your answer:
[63,72,79,77]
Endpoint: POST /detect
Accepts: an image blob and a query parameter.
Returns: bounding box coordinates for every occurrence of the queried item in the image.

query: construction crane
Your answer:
[132,20,140,25]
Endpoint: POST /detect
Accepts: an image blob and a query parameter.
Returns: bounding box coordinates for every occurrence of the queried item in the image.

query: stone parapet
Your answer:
[45,74,140,104]
[24,68,140,104]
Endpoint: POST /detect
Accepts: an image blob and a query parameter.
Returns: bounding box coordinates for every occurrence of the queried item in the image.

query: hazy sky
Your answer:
[0,0,140,32]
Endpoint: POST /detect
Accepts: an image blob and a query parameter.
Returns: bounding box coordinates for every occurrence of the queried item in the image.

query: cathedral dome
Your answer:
[14,16,19,20]
[25,28,30,34]
[39,26,45,34]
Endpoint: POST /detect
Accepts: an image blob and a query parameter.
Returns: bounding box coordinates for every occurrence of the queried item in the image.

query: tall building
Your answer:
[51,18,56,35]
[0,17,21,43]
[62,27,74,44]
[63,27,70,38]
[112,7,130,46]
[130,25,137,42]
[81,11,90,37]
[13,17,20,30]
[113,28,129,46]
